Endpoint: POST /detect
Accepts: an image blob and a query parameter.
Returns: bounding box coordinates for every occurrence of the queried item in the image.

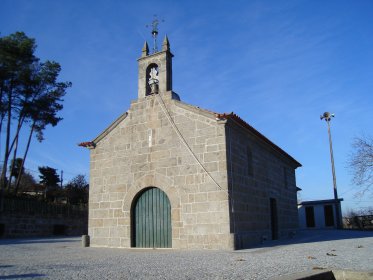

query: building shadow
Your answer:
[0,237,80,246]
[235,229,373,251]
[0,274,45,279]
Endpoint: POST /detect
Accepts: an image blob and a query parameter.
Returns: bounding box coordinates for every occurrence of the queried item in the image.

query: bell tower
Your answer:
[137,35,173,99]
[137,16,175,99]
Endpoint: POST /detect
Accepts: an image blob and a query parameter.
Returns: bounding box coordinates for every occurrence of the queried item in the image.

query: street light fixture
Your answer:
[320,112,342,228]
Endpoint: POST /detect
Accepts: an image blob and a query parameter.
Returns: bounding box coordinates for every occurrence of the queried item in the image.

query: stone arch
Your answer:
[131,187,172,248]
[122,173,180,212]
[122,172,183,247]
[146,63,159,96]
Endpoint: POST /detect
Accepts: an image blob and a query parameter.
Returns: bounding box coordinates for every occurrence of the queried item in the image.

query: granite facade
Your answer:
[86,38,300,249]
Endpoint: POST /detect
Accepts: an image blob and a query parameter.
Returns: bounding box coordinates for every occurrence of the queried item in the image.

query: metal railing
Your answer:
[1,197,87,218]
[344,215,373,230]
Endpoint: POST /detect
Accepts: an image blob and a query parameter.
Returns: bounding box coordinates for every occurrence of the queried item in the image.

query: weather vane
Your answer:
[146,15,164,53]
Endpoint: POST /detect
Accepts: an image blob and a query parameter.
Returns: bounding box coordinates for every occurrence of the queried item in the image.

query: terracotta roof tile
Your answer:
[78,141,95,148]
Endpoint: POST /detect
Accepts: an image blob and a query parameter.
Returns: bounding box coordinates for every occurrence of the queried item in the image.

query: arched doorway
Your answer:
[132,187,171,248]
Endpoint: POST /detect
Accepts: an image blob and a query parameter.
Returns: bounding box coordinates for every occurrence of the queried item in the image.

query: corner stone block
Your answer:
[92,209,110,219]
[99,202,110,209]
[89,219,103,227]
[93,227,110,238]
[90,202,99,209]
[92,237,109,247]
[206,136,225,145]
[208,191,228,201]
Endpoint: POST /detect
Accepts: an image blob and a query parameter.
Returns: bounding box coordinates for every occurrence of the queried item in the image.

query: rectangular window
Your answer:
[324,205,335,227]
[305,206,315,227]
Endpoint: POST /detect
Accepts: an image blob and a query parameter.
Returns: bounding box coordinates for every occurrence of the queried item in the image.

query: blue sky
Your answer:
[1,0,372,213]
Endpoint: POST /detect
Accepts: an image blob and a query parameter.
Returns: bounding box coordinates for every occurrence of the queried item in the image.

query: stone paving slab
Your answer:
[0,230,372,279]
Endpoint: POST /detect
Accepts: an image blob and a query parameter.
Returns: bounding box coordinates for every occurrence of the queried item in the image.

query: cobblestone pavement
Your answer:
[0,230,372,279]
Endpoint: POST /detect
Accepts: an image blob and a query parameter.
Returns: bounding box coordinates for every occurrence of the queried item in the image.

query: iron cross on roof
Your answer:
[146,15,164,53]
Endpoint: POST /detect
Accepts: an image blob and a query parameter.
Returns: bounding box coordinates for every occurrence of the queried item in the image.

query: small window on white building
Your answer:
[324,205,335,227]
[305,206,315,228]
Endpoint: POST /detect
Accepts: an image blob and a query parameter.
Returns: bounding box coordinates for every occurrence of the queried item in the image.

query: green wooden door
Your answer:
[134,188,171,248]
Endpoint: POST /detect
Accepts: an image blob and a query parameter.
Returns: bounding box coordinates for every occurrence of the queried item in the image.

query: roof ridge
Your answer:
[216,111,301,167]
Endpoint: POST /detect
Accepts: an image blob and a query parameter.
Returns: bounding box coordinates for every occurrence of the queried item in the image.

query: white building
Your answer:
[298,199,343,229]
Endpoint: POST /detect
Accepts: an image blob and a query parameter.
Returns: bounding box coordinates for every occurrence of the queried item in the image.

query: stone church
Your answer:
[80,36,301,249]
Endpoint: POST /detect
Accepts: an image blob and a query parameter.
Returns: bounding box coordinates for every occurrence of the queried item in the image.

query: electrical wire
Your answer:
[155,93,224,191]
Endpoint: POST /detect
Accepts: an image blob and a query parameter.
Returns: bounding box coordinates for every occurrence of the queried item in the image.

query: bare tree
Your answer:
[65,175,89,205]
[348,136,373,197]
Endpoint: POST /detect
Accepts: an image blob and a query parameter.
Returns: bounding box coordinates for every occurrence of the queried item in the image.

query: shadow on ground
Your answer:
[0,237,79,246]
[0,230,372,250]
[0,274,45,279]
[238,229,373,251]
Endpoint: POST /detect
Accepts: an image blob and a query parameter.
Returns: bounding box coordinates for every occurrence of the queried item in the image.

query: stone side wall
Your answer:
[226,121,299,248]
[0,198,88,238]
[89,92,233,249]
[0,213,87,237]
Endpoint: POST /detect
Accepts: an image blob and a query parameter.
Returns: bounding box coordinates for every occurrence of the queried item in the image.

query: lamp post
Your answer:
[320,112,341,228]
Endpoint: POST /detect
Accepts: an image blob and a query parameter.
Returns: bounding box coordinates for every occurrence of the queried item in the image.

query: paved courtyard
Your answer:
[0,230,372,279]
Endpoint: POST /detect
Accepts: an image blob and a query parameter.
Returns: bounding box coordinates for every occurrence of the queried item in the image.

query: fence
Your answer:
[344,215,373,230]
[0,197,88,237]
[1,197,87,218]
